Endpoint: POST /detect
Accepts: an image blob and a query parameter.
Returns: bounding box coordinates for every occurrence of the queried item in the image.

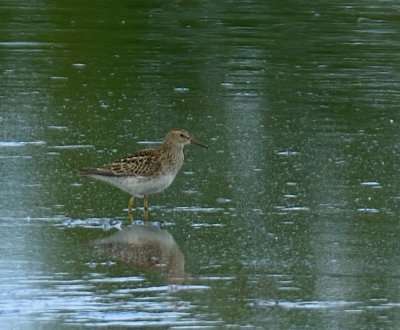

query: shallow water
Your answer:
[1,0,400,328]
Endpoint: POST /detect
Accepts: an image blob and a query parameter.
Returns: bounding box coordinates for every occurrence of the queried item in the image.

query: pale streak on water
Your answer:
[1,0,400,328]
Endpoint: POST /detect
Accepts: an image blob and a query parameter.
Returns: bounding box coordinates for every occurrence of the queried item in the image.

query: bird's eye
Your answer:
[180,133,185,138]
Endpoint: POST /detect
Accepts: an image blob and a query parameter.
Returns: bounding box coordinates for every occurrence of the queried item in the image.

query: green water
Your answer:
[1,1,400,328]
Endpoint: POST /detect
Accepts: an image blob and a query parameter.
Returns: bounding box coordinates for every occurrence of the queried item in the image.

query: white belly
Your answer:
[91,174,176,197]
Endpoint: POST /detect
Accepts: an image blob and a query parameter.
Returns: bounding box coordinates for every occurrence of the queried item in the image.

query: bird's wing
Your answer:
[103,149,162,177]
[79,149,162,177]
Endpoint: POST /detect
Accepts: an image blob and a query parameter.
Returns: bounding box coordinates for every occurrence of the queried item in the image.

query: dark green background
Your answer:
[1,0,400,328]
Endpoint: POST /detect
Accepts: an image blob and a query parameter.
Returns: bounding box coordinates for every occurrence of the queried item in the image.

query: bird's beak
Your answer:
[190,138,208,149]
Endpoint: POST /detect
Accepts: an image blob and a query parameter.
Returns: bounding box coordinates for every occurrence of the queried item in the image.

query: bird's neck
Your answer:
[160,142,185,173]
[160,140,183,153]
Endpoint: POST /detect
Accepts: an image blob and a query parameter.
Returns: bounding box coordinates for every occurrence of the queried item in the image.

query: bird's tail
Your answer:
[79,167,116,177]
[79,167,99,176]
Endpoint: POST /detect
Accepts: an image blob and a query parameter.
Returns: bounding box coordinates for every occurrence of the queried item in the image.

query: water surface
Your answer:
[1,0,400,328]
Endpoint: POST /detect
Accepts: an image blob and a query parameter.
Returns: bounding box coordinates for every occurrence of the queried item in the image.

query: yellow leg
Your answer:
[143,195,149,221]
[128,196,135,221]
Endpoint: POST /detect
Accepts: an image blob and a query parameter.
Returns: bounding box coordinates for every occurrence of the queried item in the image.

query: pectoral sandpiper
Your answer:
[80,129,207,221]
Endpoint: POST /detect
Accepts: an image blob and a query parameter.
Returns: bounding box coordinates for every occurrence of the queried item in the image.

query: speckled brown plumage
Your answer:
[80,129,207,221]
[81,149,163,177]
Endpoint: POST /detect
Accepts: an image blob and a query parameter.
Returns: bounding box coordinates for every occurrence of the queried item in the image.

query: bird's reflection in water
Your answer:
[89,225,188,284]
